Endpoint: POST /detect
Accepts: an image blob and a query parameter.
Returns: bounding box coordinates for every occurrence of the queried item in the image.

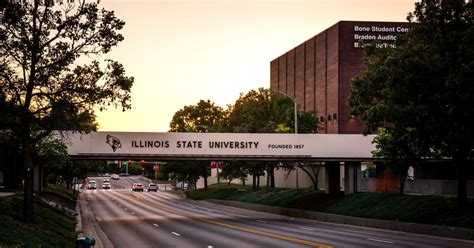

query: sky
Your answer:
[95,0,415,132]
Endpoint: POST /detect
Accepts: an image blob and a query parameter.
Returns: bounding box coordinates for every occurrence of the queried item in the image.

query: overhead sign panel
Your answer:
[64,132,376,159]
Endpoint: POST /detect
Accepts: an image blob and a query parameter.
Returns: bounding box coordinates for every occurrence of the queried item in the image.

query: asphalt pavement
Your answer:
[77,176,175,247]
[77,177,474,247]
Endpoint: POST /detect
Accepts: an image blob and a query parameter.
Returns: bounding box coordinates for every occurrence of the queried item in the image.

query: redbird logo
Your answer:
[106,135,121,152]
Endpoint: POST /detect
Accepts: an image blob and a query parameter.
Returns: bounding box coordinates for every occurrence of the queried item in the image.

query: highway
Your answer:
[82,176,473,248]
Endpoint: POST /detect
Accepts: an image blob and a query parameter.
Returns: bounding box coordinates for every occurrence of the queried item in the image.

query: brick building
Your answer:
[270,21,408,134]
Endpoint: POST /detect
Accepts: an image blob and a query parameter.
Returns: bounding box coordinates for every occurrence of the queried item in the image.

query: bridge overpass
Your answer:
[65,131,376,162]
[63,131,376,195]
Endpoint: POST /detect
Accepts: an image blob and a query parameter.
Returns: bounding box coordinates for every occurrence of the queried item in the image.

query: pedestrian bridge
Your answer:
[63,131,377,195]
[65,131,376,162]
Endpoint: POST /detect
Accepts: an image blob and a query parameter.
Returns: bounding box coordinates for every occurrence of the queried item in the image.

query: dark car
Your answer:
[147,183,158,192]
[132,183,144,192]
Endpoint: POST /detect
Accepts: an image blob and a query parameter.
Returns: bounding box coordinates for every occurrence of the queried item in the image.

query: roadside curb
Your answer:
[205,199,474,241]
[75,198,83,234]
[78,192,114,248]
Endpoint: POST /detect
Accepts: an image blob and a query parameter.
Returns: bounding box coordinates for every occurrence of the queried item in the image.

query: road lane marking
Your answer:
[257,220,267,224]
[126,193,332,248]
[367,238,394,244]
[207,246,213,248]
[153,223,159,227]
[299,227,315,231]
[172,232,181,236]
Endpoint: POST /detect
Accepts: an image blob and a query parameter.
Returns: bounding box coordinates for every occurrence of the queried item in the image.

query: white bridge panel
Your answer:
[64,132,376,159]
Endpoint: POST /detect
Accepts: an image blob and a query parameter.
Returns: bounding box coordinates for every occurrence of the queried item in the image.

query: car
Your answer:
[147,183,158,192]
[119,173,130,177]
[102,182,111,189]
[132,183,144,192]
[111,174,120,180]
[103,177,110,183]
[87,181,97,189]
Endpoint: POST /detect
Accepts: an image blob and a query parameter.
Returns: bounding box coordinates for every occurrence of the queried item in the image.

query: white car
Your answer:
[102,182,111,189]
[87,180,97,189]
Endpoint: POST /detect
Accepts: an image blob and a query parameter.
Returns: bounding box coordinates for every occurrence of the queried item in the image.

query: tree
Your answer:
[244,161,266,190]
[169,99,226,188]
[162,161,201,190]
[0,0,134,222]
[349,0,473,206]
[223,88,315,133]
[220,161,248,186]
[371,128,426,194]
[37,134,69,188]
[279,161,322,190]
[222,88,319,189]
[169,99,226,132]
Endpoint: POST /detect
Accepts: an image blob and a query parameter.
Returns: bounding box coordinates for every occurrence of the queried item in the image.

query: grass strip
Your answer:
[0,195,77,247]
[185,186,474,229]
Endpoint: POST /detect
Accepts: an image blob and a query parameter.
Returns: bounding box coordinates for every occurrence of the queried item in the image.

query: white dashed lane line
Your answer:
[172,232,181,236]
[153,223,159,227]
[256,220,267,224]
[367,238,395,244]
[298,227,315,231]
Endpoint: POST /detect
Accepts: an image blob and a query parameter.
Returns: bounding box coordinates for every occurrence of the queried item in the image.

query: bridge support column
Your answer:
[325,162,340,195]
[344,162,361,195]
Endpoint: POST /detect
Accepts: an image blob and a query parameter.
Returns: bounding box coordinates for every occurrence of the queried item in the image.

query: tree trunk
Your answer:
[252,174,256,189]
[270,166,275,189]
[23,138,35,223]
[204,176,208,189]
[399,175,406,195]
[300,166,317,190]
[310,164,321,190]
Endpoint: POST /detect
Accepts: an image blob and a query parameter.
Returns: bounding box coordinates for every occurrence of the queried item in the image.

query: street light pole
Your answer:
[292,96,299,190]
[262,89,299,189]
